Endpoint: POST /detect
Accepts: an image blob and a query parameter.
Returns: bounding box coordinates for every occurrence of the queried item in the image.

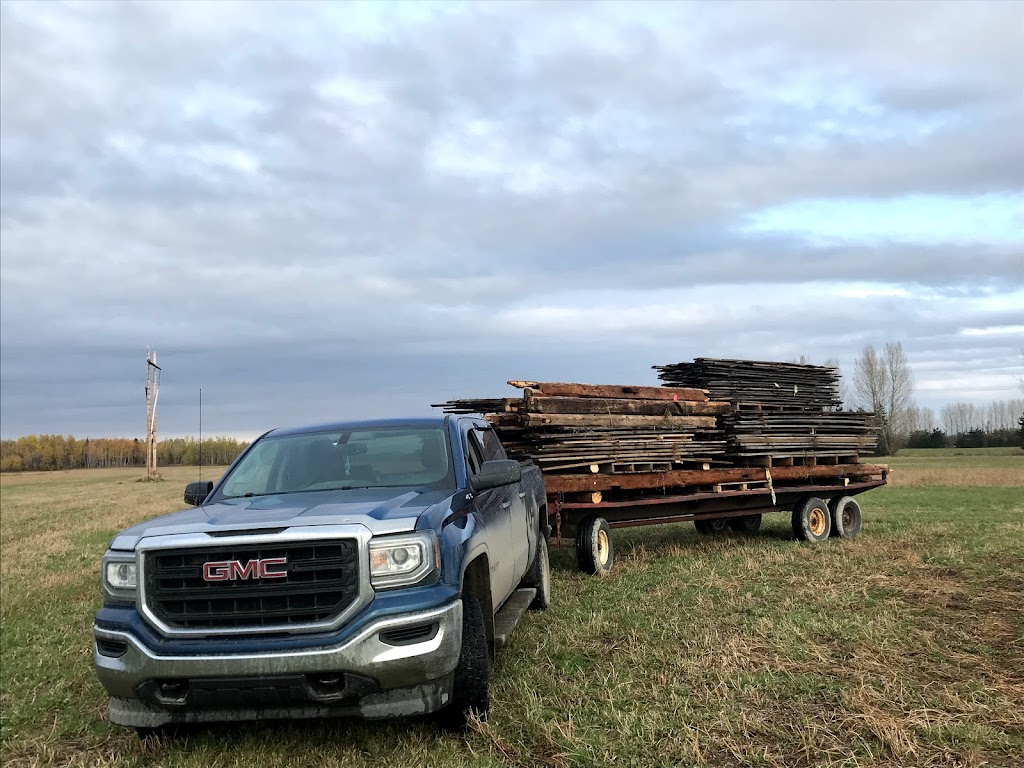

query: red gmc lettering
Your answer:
[202,558,288,581]
[257,557,288,578]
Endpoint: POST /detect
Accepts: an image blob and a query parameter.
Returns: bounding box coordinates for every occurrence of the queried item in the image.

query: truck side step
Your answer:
[493,588,536,650]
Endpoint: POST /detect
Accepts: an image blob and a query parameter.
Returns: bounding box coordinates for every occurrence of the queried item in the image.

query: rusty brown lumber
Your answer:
[544,463,887,493]
[524,394,729,416]
[520,414,718,428]
[509,381,709,402]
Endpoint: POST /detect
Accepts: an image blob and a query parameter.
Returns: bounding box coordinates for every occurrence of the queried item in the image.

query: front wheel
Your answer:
[437,593,489,731]
[576,517,613,576]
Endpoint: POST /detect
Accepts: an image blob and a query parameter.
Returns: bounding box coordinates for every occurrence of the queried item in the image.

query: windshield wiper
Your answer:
[219,491,290,500]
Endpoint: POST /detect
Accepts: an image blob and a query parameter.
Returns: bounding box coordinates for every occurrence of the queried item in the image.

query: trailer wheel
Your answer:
[729,514,762,534]
[829,496,862,539]
[694,518,730,536]
[792,497,832,542]
[576,517,613,576]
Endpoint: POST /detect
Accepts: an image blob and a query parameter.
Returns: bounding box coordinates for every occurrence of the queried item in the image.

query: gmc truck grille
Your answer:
[144,540,360,631]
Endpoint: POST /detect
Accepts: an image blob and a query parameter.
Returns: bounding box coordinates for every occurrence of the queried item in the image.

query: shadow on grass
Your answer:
[547,515,801,572]
[137,712,454,754]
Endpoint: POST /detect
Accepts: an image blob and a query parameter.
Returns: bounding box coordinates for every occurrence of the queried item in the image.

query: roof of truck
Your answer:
[265,416,453,438]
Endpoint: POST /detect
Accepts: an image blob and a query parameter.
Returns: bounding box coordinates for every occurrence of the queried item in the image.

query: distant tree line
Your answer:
[849,340,1024,454]
[0,435,249,473]
[902,399,1024,449]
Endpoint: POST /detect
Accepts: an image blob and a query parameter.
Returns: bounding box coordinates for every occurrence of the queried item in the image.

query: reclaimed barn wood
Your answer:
[516,414,718,428]
[654,358,843,409]
[435,363,880,487]
[523,395,728,416]
[544,463,886,494]
[436,379,727,474]
[510,381,709,401]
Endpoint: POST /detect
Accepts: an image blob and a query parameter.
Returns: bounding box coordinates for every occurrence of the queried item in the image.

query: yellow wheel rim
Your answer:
[809,507,826,537]
[597,529,610,565]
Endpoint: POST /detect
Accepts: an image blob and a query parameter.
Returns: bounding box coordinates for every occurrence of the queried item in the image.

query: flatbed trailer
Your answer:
[543,463,888,575]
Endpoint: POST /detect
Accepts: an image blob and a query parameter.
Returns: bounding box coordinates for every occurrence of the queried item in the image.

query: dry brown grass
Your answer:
[888,466,1024,487]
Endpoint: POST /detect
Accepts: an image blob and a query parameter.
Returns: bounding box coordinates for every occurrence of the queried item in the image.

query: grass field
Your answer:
[1,451,1022,768]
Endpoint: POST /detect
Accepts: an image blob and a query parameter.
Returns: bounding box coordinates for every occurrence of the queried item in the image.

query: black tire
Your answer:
[829,496,863,539]
[729,514,762,534]
[576,516,613,576]
[438,592,489,731]
[694,518,730,536]
[520,534,550,610]
[792,497,832,542]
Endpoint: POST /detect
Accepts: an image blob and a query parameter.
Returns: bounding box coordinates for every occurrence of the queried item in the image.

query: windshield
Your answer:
[215,426,454,500]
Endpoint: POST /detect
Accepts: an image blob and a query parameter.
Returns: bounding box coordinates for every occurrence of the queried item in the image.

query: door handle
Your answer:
[502,501,512,510]
[518,492,526,499]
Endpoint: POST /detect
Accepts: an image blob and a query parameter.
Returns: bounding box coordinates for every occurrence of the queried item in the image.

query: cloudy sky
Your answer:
[1,0,1022,439]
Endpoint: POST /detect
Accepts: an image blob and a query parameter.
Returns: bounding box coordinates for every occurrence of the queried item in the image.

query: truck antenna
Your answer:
[199,387,203,482]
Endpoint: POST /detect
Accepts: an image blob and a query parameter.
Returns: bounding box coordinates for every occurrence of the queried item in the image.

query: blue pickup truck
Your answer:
[93,417,549,733]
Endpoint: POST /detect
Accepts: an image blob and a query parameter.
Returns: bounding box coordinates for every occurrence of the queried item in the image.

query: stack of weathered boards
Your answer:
[434,359,881,502]
[437,382,730,474]
[653,358,878,463]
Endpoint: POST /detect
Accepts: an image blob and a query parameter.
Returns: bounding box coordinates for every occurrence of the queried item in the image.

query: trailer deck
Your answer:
[544,463,888,574]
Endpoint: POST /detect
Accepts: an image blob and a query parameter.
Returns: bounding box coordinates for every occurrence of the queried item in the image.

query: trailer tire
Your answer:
[729,514,762,534]
[694,518,730,535]
[792,497,832,542]
[521,535,550,610]
[829,496,862,539]
[576,517,613,576]
[438,592,489,731]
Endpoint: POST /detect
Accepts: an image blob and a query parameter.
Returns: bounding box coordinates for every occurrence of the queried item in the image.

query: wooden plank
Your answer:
[520,414,718,428]
[544,463,886,494]
[509,381,709,402]
[524,394,730,416]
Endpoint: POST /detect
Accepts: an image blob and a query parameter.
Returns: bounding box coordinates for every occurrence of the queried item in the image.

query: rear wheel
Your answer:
[521,535,550,610]
[829,496,863,539]
[792,497,832,543]
[438,592,489,731]
[729,514,762,534]
[694,518,730,535]
[576,517,613,576]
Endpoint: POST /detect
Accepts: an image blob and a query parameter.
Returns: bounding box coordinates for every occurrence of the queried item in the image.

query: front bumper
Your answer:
[95,600,462,726]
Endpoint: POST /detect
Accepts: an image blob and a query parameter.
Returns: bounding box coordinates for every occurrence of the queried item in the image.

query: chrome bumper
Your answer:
[95,601,462,724]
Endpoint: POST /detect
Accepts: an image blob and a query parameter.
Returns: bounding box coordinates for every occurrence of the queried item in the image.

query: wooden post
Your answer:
[145,348,161,481]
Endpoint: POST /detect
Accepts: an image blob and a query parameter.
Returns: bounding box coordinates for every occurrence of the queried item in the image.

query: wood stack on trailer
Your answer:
[653,358,879,465]
[437,382,729,475]
[436,359,887,575]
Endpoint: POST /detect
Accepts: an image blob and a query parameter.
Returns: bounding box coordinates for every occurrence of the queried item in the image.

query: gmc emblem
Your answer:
[203,557,288,582]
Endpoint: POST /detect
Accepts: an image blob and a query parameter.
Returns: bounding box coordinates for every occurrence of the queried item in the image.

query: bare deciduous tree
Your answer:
[905,406,936,434]
[853,341,915,454]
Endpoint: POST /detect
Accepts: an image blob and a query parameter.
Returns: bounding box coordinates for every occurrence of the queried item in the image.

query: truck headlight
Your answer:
[369,533,437,589]
[102,555,138,599]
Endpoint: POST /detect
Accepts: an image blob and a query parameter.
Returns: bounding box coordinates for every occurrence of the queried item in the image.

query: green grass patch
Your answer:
[2,462,1022,767]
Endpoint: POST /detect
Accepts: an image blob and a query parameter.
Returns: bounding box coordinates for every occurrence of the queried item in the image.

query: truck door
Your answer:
[464,426,517,606]
[475,427,534,588]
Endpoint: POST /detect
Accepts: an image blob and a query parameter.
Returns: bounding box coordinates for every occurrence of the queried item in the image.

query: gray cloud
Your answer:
[1,0,1022,437]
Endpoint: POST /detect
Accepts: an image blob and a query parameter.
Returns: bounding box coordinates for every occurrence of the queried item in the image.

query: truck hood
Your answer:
[109,487,455,551]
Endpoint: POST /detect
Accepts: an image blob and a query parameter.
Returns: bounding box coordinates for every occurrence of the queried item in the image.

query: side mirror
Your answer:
[471,459,522,492]
[184,481,214,506]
